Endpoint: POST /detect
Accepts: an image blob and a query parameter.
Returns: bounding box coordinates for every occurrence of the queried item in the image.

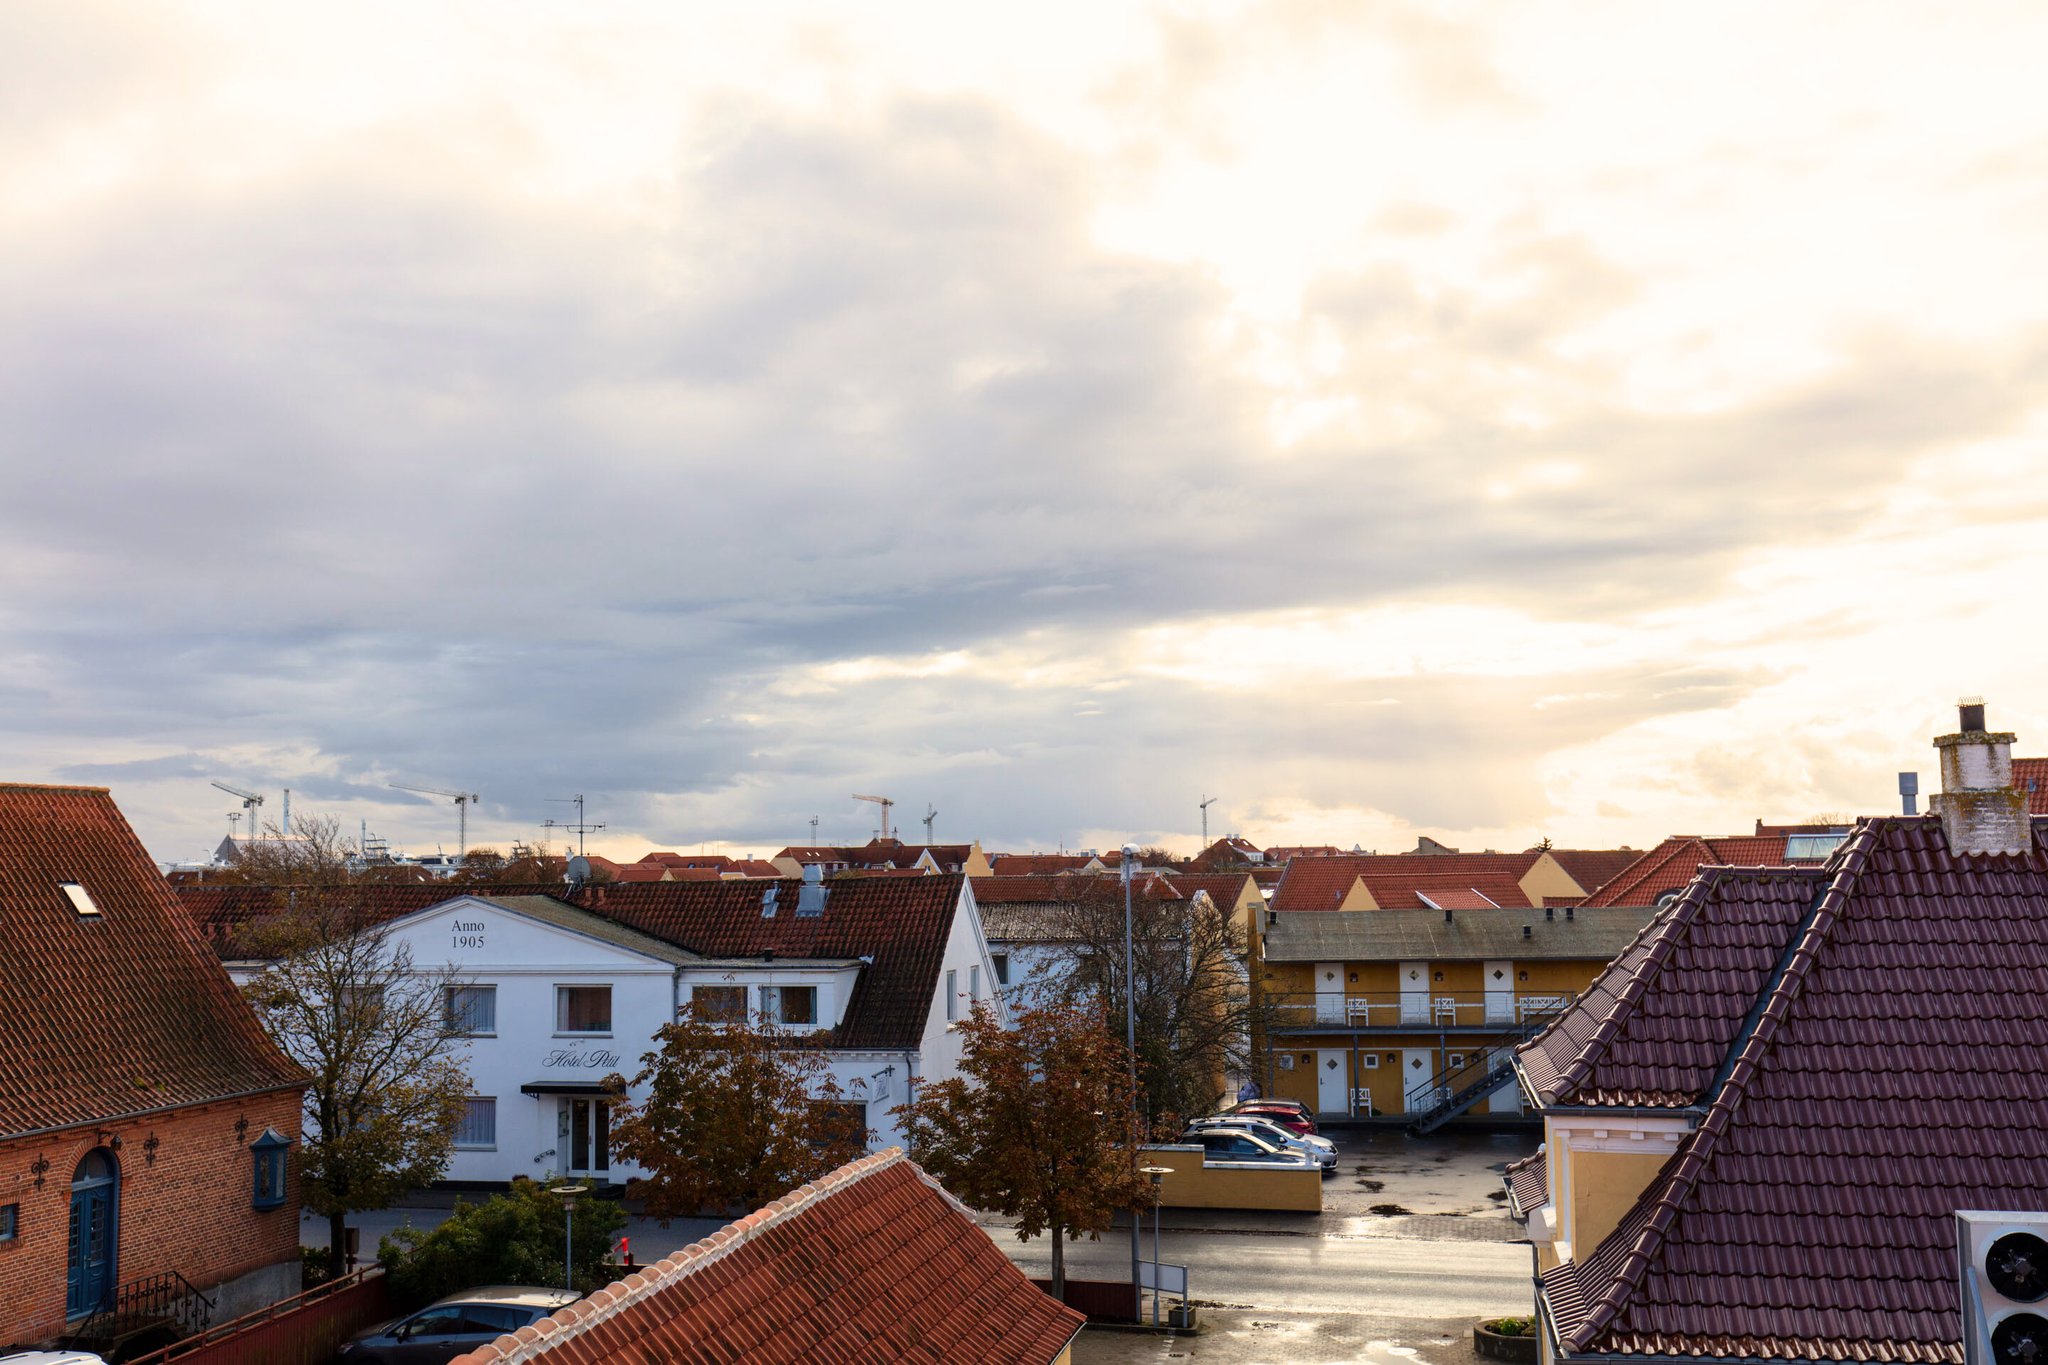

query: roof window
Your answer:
[60,882,101,917]
[762,885,779,918]
[1784,832,1849,860]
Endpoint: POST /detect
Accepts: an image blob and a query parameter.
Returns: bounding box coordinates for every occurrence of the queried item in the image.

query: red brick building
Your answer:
[0,784,307,1349]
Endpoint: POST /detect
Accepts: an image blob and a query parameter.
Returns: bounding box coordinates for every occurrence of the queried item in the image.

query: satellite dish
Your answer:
[567,855,591,886]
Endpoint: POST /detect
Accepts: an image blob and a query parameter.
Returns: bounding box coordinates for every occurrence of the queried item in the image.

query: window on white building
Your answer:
[690,984,748,1022]
[759,984,818,1026]
[444,985,496,1036]
[454,1098,497,1149]
[969,965,980,1001]
[991,953,1009,986]
[556,985,612,1035]
[946,969,958,1021]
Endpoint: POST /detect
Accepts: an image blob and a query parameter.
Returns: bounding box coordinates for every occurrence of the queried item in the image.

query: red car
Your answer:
[1229,1101,1318,1136]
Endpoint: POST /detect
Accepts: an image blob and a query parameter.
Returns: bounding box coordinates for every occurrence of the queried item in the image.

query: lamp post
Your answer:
[1140,1165,1173,1326]
[552,1183,589,1292]
[1121,843,1140,1321]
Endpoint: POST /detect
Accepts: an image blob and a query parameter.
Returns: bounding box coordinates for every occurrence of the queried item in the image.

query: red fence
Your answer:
[1032,1277,1136,1323]
[130,1269,391,1365]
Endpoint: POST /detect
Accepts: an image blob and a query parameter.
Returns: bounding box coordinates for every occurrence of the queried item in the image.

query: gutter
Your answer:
[1,1079,307,1146]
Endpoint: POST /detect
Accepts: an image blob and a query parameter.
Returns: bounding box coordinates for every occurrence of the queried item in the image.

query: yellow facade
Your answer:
[1566,1149,1669,1259]
[1139,1144,1323,1212]
[1262,951,1619,1114]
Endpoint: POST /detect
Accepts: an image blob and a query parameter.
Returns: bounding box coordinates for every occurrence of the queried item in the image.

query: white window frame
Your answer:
[444,984,497,1037]
[946,969,958,1022]
[555,984,613,1036]
[454,1097,497,1150]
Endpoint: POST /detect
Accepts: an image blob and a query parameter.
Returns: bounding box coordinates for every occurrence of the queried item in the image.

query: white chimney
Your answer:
[1931,698,2031,857]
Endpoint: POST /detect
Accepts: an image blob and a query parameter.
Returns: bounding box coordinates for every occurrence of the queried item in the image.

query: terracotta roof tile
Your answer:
[0,784,304,1138]
[1547,849,1645,894]
[2015,757,2048,815]
[986,854,1104,876]
[451,1150,1083,1365]
[1271,851,1550,912]
[1580,834,1820,908]
[1532,815,2048,1362]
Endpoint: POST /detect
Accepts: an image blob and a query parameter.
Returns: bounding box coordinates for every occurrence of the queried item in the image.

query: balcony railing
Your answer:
[1262,988,1575,1031]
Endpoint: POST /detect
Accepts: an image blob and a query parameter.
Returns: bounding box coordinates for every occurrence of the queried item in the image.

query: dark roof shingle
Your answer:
[1535,815,2048,1362]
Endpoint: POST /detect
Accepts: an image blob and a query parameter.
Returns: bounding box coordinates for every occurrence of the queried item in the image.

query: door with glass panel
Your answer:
[558,1098,611,1179]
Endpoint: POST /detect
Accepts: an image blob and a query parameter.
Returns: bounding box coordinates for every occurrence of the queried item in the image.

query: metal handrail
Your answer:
[71,1269,216,1343]
[1267,988,1576,1028]
[127,1267,384,1365]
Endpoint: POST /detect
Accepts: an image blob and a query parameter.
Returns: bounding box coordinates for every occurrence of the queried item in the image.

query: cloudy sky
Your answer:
[8,1,2048,866]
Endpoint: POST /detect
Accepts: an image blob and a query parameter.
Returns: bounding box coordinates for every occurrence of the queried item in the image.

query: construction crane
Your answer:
[211,781,264,839]
[390,783,481,856]
[922,804,938,842]
[1200,794,1218,846]
[853,793,895,842]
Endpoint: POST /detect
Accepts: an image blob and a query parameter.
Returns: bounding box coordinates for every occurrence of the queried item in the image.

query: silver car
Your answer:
[338,1285,582,1364]
[1185,1115,1339,1173]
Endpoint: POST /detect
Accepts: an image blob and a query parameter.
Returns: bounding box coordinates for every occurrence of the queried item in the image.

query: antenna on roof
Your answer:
[1200,794,1218,845]
[922,804,938,842]
[544,794,604,857]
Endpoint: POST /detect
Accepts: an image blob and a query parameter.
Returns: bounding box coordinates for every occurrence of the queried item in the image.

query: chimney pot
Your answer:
[1960,697,1987,732]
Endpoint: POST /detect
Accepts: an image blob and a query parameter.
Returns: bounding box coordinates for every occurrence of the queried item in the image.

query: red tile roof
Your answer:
[1527,815,2048,1362]
[1264,845,1346,860]
[1416,887,1503,909]
[577,877,966,1051]
[1546,848,1644,894]
[724,859,783,878]
[640,852,734,869]
[1578,834,1811,908]
[1270,851,1555,912]
[1,784,304,1137]
[986,854,1103,876]
[2015,757,2048,814]
[452,1149,1083,1365]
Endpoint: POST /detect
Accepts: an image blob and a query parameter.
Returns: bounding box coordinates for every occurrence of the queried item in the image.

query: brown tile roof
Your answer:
[2015,757,2048,814]
[1264,845,1346,860]
[1531,815,2048,1362]
[1266,858,1365,912]
[1517,871,1814,1108]
[1270,851,1551,913]
[1504,1150,1548,1218]
[724,859,783,878]
[640,852,734,869]
[1,784,304,1138]
[577,877,965,1051]
[451,1149,1083,1365]
[178,882,565,953]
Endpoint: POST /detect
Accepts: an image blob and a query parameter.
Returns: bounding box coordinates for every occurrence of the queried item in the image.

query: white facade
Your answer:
[231,886,1007,1181]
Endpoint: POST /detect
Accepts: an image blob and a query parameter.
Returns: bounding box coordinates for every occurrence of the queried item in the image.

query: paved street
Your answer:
[308,1127,1539,1363]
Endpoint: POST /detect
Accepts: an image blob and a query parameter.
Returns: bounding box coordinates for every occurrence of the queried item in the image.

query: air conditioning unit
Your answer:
[1958,1210,2048,1365]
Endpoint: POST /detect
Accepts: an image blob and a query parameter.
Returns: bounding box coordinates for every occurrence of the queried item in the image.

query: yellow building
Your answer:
[1256,905,1650,1125]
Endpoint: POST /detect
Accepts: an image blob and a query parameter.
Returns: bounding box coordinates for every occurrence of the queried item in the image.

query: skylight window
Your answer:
[1785,832,1849,860]
[60,882,101,917]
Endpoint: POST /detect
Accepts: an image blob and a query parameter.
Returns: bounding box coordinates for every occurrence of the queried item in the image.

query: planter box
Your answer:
[1474,1321,1539,1364]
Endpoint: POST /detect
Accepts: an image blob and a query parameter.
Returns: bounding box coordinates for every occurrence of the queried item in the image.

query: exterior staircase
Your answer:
[66,1270,214,1361]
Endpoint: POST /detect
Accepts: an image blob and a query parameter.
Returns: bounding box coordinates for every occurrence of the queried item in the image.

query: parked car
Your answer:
[1185,1129,1318,1169]
[0,1354,110,1365]
[1184,1115,1338,1172]
[338,1286,582,1364]
[1229,1102,1319,1136]
[1231,1096,1310,1118]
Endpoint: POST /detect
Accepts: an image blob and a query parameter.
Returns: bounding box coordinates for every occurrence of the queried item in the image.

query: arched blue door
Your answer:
[67,1149,118,1318]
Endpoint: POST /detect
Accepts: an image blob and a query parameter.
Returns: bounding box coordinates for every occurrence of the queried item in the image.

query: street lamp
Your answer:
[1121,843,1140,1321]
[1140,1165,1173,1326]
[551,1183,589,1292]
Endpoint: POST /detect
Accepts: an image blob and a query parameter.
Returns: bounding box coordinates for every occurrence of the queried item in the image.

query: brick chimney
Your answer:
[1931,697,2031,856]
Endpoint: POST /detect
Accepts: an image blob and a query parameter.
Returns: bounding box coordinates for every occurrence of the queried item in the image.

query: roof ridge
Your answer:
[479,1149,912,1363]
[0,780,112,794]
[1565,822,1882,1354]
[1536,875,1716,1104]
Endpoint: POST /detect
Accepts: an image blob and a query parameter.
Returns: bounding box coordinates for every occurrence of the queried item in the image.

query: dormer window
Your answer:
[762,886,779,918]
[60,883,100,917]
[759,984,817,1027]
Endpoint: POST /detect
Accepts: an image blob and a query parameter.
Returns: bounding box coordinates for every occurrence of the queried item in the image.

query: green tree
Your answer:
[606,1008,870,1218]
[379,1179,627,1301]
[897,1002,1155,1296]
[237,816,473,1277]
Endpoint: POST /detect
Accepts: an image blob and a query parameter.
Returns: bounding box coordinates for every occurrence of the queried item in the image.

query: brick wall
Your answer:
[0,1089,304,1349]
